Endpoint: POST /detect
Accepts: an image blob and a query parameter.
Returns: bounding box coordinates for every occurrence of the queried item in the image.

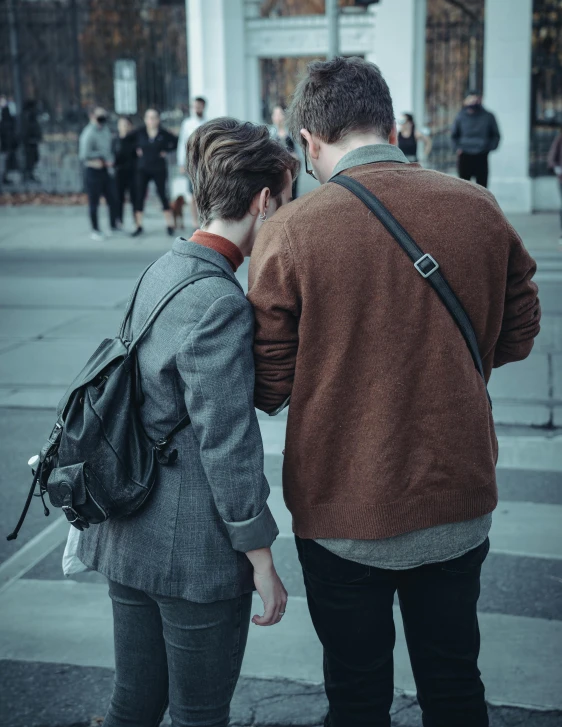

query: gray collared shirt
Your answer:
[316,144,492,569]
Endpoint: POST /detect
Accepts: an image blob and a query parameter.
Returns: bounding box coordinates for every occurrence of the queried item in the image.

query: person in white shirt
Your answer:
[178,97,207,227]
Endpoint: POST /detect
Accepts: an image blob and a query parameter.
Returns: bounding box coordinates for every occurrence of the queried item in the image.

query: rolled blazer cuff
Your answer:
[224,503,279,553]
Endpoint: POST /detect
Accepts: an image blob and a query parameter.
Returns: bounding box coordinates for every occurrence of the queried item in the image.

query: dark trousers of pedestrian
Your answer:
[103,579,252,727]
[296,536,490,727]
[458,152,489,188]
[135,167,171,212]
[558,177,562,232]
[86,167,117,232]
[23,143,39,181]
[115,166,136,225]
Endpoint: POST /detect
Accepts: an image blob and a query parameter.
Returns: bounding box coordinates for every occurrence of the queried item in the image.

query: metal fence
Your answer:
[425,0,485,174]
[530,0,562,177]
[0,0,188,193]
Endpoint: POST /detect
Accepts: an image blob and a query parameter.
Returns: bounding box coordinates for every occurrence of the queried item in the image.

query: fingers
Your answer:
[252,590,288,627]
[252,598,277,627]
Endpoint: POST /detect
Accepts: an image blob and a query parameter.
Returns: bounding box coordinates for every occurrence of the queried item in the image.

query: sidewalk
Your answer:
[0,203,561,726]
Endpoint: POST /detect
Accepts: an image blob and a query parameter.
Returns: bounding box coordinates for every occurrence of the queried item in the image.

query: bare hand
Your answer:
[252,564,288,626]
[136,148,143,157]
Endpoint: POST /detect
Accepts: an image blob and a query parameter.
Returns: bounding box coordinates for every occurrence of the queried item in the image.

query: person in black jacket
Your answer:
[131,107,178,237]
[22,100,42,183]
[451,91,501,188]
[0,95,18,185]
[112,116,137,228]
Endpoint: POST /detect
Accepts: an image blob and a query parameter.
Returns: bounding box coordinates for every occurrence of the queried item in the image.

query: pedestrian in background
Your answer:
[452,90,501,188]
[112,116,137,229]
[248,56,540,727]
[22,100,42,183]
[78,106,118,241]
[398,112,431,162]
[130,107,178,238]
[0,94,18,185]
[270,104,300,198]
[547,128,562,243]
[177,96,207,228]
[77,117,297,727]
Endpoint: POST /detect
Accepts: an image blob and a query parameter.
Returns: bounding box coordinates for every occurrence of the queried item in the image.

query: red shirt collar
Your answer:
[190,230,244,272]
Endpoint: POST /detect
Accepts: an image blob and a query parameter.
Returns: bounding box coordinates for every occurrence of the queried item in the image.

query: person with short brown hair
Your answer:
[81,116,297,727]
[248,57,540,727]
[186,116,299,227]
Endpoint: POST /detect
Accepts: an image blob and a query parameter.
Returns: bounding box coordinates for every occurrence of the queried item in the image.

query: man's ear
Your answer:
[388,123,398,147]
[300,128,320,160]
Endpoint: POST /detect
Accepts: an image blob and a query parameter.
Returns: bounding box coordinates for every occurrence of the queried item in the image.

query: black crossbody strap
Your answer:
[119,261,157,340]
[331,175,491,408]
[129,271,235,353]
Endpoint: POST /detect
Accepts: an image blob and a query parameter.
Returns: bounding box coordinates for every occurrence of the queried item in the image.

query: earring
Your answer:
[259,212,267,221]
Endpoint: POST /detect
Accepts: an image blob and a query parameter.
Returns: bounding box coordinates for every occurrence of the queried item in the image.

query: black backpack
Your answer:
[7,264,232,540]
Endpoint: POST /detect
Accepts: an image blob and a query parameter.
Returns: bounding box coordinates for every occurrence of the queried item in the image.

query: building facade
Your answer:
[186,0,561,214]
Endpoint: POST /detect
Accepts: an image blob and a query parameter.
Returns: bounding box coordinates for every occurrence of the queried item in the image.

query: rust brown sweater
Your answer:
[248,149,540,541]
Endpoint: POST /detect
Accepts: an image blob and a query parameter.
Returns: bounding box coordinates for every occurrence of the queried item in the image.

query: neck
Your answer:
[203,218,254,257]
[325,132,391,180]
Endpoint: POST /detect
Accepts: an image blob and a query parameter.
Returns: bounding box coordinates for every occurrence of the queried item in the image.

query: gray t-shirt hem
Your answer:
[315,513,493,570]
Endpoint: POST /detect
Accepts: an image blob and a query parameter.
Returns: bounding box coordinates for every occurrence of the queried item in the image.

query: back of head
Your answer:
[287,56,395,149]
[186,117,299,226]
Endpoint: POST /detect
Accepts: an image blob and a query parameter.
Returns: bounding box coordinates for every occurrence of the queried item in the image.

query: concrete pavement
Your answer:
[0,202,561,726]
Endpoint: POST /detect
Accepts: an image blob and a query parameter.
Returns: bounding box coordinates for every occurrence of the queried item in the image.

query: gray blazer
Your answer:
[78,238,278,602]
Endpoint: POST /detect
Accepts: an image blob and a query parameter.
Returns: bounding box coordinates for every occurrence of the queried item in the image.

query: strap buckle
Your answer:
[414,253,440,279]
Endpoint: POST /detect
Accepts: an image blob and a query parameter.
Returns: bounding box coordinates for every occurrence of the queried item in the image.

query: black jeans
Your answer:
[296,536,490,727]
[135,166,170,212]
[86,167,117,231]
[104,579,252,727]
[115,166,136,224]
[457,152,489,188]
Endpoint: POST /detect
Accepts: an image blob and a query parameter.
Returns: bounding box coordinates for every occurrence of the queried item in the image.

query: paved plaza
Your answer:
[0,201,561,726]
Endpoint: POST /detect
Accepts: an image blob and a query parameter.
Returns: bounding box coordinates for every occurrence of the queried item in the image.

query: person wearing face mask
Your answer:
[398,113,432,163]
[451,91,501,188]
[130,107,178,238]
[177,97,207,228]
[78,106,118,241]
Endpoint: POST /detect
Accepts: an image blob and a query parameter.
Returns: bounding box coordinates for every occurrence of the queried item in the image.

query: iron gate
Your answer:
[425,0,485,174]
[530,0,562,177]
[0,0,188,193]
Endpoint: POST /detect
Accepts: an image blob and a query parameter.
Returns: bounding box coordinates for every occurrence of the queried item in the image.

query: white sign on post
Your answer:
[114,60,137,115]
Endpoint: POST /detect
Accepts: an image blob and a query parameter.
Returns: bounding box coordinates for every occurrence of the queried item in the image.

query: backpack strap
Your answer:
[127,270,238,457]
[119,261,157,341]
[128,271,236,354]
[331,174,491,409]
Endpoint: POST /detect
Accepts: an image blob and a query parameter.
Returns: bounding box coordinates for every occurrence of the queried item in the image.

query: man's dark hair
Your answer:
[186,117,299,226]
[194,97,207,106]
[287,56,395,149]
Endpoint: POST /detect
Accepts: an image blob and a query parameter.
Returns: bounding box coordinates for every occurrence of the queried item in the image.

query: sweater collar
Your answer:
[331,143,409,178]
[190,230,244,272]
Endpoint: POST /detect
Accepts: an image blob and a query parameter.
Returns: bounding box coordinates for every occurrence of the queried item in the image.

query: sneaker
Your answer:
[91,231,105,241]
[167,226,175,237]
[131,227,144,238]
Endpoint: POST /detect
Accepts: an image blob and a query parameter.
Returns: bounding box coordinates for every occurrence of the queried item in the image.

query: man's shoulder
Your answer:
[268,183,342,228]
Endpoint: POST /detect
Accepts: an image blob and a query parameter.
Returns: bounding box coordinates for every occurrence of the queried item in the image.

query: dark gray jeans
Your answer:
[104,579,252,727]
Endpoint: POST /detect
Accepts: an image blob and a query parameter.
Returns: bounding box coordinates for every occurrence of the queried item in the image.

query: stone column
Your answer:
[186,0,246,119]
[484,0,533,212]
[368,0,427,126]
